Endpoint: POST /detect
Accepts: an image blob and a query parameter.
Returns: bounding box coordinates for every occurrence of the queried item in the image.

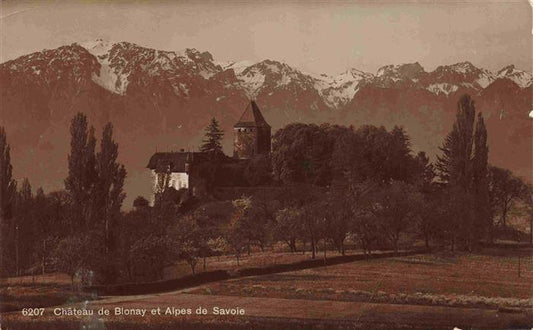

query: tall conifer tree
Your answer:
[65,113,97,231]
[473,113,490,238]
[436,95,476,191]
[96,123,126,252]
[200,118,224,156]
[436,95,489,249]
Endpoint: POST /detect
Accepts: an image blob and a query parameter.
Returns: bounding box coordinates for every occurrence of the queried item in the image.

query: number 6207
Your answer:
[22,308,44,316]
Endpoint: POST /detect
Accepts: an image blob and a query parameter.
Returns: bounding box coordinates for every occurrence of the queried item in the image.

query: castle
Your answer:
[147,100,271,197]
[233,100,271,159]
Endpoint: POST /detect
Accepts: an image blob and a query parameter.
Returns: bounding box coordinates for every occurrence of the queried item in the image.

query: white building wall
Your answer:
[168,172,189,190]
[151,170,190,204]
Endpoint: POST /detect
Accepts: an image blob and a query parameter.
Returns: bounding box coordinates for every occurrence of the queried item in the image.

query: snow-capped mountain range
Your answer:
[8,39,529,107]
[83,40,531,106]
[1,40,531,204]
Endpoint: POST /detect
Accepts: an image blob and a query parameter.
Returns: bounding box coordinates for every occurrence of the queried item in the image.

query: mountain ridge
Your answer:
[4,40,531,106]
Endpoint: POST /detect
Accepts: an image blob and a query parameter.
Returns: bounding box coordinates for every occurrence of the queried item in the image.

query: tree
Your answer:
[206,237,229,260]
[133,196,150,209]
[488,166,528,228]
[415,192,440,249]
[370,182,418,254]
[53,235,90,287]
[64,115,128,283]
[0,126,16,224]
[119,201,155,281]
[14,178,34,276]
[437,185,475,252]
[436,95,485,250]
[200,117,224,156]
[325,184,353,255]
[95,123,126,255]
[300,194,324,260]
[472,113,490,241]
[385,126,417,183]
[274,207,302,252]
[272,123,419,187]
[522,184,533,243]
[271,124,334,185]
[414,152,435,188]
[226,197,252,265]
[347,181,380,256]
[413,152,438,249]
[32,187,52,275]
[0,126,17,276]
[436,95,476,190]
[167,214,203,275]
[351,209,379,256]
[65,113,97,231]
[275,184,325,258]
[128,235,170,281]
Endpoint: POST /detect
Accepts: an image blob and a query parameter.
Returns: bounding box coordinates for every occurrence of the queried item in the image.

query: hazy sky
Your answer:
[1,0,532,75]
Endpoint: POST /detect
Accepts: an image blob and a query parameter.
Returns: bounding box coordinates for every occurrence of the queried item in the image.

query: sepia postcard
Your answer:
[0,0,532,329]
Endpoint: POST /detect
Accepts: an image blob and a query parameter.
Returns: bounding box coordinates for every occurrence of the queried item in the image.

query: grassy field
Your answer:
[0,273,97,313]
[163,250,313,279]
[190,248,533,310]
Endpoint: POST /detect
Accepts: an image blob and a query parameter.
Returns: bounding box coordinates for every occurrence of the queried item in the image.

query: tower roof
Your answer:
[234,100,270,128]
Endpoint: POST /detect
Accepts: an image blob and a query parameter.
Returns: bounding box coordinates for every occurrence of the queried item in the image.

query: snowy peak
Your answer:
[313,68,374,108]
[430,61,495,89]
[338,68,374,83]
[496,65,532,88]
[219,60,255,75]
[1,43,100,88]
[75,40,222,94]
[80,39,115,57]
[184,48,214,63]
[236,59,316,98]
[498,64,517,76]
[376,62,425,79]
[372,62,426,89]
[243,59,295,76]
[446,61,479,74]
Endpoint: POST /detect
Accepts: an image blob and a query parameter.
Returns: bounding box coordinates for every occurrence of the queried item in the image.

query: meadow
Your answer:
[190,248,533,310]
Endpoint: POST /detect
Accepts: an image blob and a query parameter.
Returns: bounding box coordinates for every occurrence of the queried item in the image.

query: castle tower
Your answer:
[233,100,271,159]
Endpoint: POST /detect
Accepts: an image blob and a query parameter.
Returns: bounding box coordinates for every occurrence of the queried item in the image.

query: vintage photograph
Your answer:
[0,0,532,329]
